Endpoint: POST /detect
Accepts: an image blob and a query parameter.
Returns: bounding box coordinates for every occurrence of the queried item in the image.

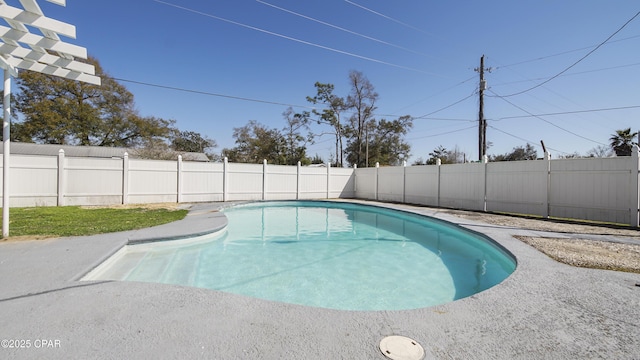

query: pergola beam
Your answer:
[0,26,87,58]
[0,4,76,38]
[4,56,100,84]
[0,55,17,77]
[0,0,98,237]
[0,43,93,73]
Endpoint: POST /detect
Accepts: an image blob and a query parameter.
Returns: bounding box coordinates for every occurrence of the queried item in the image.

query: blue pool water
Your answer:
[86,201,516,311]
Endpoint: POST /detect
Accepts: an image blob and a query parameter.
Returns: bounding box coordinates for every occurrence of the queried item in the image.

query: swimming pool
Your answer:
[85,201,516,311]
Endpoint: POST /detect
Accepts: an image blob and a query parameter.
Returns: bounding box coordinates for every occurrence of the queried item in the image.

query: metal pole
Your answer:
[3,70,11,237]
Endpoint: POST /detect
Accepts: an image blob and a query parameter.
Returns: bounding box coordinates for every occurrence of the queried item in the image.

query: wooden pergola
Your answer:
[0,0,100,236]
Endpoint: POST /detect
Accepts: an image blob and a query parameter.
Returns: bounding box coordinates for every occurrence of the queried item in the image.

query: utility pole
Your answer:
[475,55,490,161]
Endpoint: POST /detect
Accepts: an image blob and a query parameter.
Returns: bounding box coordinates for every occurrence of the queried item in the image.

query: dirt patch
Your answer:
[516,236,640,274]
[440,209,640,239]
[434,208,640,273]
[80,203,186,211]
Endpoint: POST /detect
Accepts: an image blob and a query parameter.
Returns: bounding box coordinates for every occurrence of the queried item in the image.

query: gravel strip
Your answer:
[431,208,640,273]
[516,236,640,273]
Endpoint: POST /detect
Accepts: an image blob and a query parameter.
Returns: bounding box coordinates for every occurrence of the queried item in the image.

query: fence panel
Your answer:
[181,162,224,202]
[227,162,263,201]
[486,159,548,216]
[64,157,123,206]
[404,165,439,206]
[299,166,328,199]
[265,164,298,200]
[128,159,178,204]
[0,154,59,207]
[377,166,405,202]
[355,167,377,200]
[439,163,485,210]
[330,167,355,198]
[549,157,634,224]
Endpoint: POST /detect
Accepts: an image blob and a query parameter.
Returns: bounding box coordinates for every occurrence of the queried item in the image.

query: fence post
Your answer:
[223,157,228,202]
[57,149,64,206]
[544,151,551,219]
[436,158,441,207]
[403,161,407,204]
[177,155,183,203]
[375,162,380,201]
[353,164,357,196]
[262,159,267,201]
[482,155,488,212]
[326,162,331,199]
[122,152,129,205]
[297,161,301,200]
[631,145,639,227]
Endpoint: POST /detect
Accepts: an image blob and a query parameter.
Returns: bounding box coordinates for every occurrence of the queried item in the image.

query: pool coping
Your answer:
[1,200,639,359]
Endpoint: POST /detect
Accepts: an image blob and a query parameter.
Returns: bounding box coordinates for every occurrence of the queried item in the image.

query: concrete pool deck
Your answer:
[1,201,639,359]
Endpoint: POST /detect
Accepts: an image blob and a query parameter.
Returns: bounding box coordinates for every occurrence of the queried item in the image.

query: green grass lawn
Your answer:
[1,206,188,238]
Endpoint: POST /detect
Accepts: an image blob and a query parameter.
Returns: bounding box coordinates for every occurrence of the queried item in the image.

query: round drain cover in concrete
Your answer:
[379,335,425,360]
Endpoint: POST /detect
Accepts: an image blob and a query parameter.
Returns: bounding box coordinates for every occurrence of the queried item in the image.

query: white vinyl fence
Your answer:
[0,151,355,208]
[1,147,638,227]
[356,148,640,227]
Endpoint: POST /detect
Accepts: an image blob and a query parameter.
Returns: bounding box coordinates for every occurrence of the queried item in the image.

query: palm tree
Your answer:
[609,128,638,156]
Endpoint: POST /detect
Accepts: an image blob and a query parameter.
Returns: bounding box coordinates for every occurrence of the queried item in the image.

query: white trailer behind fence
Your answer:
[0,146,638,227]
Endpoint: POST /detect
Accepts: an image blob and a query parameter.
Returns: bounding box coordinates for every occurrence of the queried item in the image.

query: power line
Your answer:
[490,61,640,87]
[489,89,608,146]
[496,34,640,69]
[494,105,640,121]
[256,0,437,59]
[414,91,476,119]
[488,125,569,155]
[499,10,640,97]
[406,125,476,140]
[487,56,636,129]
[154,0,443,77]
[114,77,315,109]
[114,77,435,121]
[344,0,434,37]
[391,75,476,115]
[418,117,475,122]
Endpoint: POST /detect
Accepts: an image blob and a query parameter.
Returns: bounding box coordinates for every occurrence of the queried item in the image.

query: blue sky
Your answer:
[31,0,640,163]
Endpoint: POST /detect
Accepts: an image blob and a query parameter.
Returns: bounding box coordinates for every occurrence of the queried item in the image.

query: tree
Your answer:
[426,145,450,165]
[344,70,378,167]
[130,139,176,160]
[587,145,613,158]
[281,107,310,165]
[306,82,346,167]
[490,144,538,161]
[222,120,285,164]
[610,128,638,156]
[308,154,325,164]
[171,130,217,158]
[352,116,413,166]
[412,157,427,166]
[13,56,176,148]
